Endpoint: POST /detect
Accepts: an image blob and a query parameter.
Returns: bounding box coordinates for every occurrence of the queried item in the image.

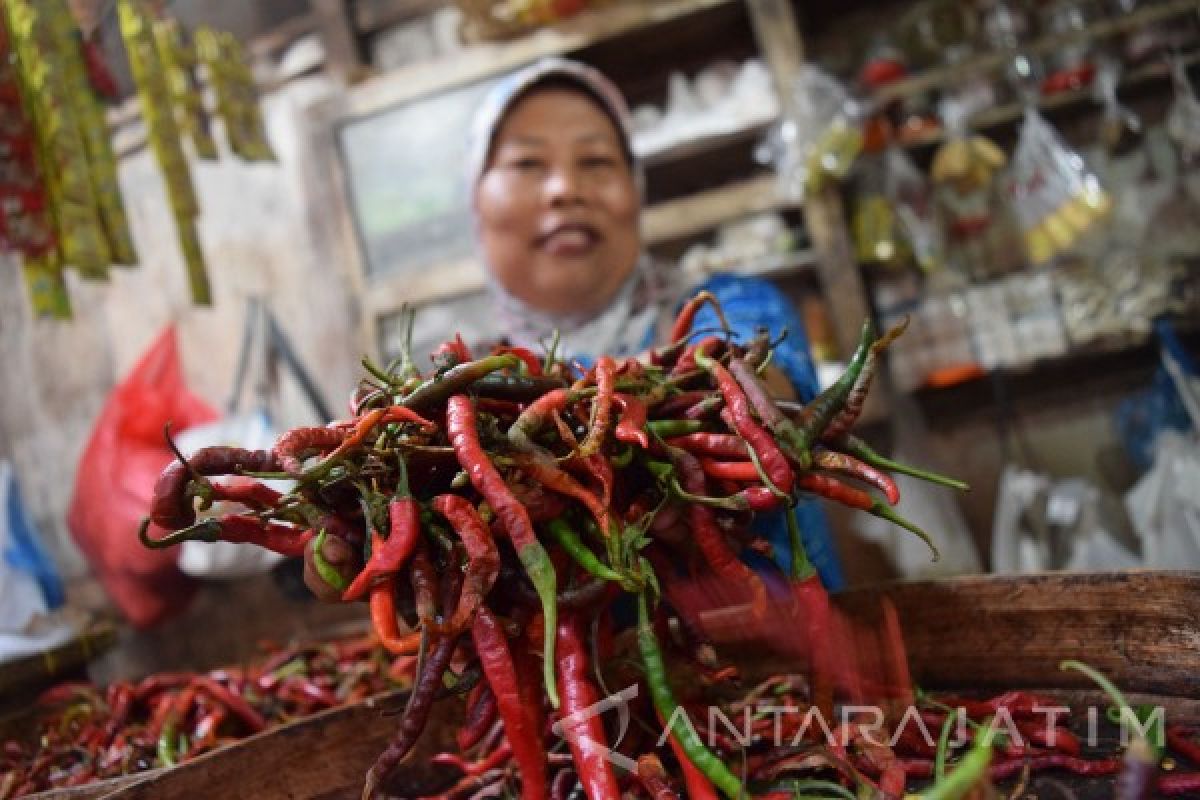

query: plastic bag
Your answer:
[67,327,217,628]
[174,410,291,580]
[1125,431,1200,570]
[1006,107,1111,265]
[991,466,1139,573]
[758,65,863,203]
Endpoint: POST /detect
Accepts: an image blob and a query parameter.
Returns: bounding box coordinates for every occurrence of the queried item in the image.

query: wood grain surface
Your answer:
[24,571,1197,800]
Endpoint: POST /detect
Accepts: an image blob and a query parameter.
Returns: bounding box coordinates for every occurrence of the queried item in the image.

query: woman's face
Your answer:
[475,87,641,317]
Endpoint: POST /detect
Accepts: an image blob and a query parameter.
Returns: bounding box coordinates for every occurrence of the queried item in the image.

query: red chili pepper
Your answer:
[823,319,907,442]
[668,447,768,617]
[1170,727,1200,765]
[1159,772,1200,795]
[673,336,723,377]
[670,290,728,345]
[151,446,282,529]
[430,494,500,634]
[697,458,758,483]
[409,543,440,628]
[279,675,340,708]
[635,754,680,799]
[578,356,616,458]
[665,434,749,460]
[652,390,709,418]
[432,740,513,777]
[513,454,611,538]
[555,614,620,800]
[343,457,421,601]
[456,683,498,752]
[141,514,313,556]
[696,350,794,494]
[368,579,421,655]
[192,676,266,733]
[613,393,650,450]
[447,394,559,708]
[272,426,346,475]
[989,754,1121,780]
[472,607,547,800]
[208,479,283,511]
[658,710,719,800]
[797,474,939,561]
[433,334,472,365]
[508,388,572,451]
[494,346,543,376]
[813,450,899,505]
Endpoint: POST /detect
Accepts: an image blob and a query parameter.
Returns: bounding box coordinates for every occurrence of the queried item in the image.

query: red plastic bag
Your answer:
[68,327,218,628]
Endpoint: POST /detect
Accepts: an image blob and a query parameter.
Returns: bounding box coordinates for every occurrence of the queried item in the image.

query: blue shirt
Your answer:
[684,274,846,591]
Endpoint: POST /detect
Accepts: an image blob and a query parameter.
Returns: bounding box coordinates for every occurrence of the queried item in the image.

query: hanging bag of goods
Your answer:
[194,27,275,163]
[154,17,218,161]
[118,0,211,305]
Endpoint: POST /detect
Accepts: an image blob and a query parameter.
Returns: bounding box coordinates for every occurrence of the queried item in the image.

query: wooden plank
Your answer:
[874,0,1200,105]
[353,0,446,34]
[642,174,791,246]
[24,771,164,800]
[835,571,1200,697]
[0,620,116,701]
[312,0,367,83]
[364,257,488,316]
[95,690,463,799]
[339,0,736,119]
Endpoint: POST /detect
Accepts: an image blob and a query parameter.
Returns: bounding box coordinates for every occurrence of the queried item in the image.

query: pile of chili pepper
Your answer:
[136,291,984,799]
[0,633,405,798]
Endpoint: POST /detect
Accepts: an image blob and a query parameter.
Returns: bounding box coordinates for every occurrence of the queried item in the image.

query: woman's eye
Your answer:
[581,155,617,169]
[510,157,544,171]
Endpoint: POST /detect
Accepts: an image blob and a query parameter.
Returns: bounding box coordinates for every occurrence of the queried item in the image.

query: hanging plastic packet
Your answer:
[1006,106,1111,266]
[930,94,1006,194]
[757,65,862,203]
[930,93,1017,281]
[1094,56,1142,158]
[886,147,943,272]
[154,17,218,160]
[1166,56,1200,167]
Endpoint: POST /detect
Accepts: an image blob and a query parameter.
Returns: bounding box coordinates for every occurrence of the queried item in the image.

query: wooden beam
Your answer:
[311,0,367,83]
[353,0,447,34]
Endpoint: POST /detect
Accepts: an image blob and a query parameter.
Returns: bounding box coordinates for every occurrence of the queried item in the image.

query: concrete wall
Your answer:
[0,72,363,580]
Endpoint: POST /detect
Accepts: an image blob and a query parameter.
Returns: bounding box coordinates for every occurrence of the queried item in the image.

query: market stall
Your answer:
[1,0,1199,798]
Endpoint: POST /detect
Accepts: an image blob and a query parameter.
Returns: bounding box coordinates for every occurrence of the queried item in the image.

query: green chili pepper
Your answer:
[785,510,815,581]
[637,593,742,799]
[402,354,520,413]
[546,519,622,583]
[311,529,349,592]
[919,723,994,800]
[646,419,706,437]
[794,321,874,454]
[157,717,179,767]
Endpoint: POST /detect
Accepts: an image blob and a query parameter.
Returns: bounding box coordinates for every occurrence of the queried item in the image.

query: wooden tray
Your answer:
[39,571,1200,800]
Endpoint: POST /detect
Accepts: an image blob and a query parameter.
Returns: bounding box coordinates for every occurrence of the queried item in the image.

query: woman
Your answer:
[306,57,844,599]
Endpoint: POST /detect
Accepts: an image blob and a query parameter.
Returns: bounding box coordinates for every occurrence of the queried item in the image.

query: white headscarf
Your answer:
[466,57,669,360]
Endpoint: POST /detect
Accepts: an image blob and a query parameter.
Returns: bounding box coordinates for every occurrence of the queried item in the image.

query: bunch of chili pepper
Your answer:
[138,293,983,799]
[0,633,405,798]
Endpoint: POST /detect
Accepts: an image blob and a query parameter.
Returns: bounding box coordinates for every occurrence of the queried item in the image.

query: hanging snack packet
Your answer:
[1006,107,1111,265]
[758,65,862,202]
[154,18,218,160]
[196,27,276,163]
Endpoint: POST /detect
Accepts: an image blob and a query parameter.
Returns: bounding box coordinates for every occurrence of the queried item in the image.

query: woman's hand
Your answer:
[302,529,361,602]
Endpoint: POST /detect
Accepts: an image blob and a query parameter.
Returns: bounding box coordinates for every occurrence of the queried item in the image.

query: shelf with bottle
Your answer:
[893,49,1200,153]
[869,0,1199,108]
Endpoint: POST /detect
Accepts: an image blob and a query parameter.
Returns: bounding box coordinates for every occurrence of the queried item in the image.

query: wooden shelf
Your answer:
[637,113,777,168]
[341,0,739,118]
[642,174,795,246]
[897,50,1200,152]
[872,0,1200,107]
[909,322,1200,424]
[719,247,817,279]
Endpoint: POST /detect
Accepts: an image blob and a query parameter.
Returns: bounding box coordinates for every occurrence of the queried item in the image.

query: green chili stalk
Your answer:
[837,434,969,492]
[785,510,815,581]
[637,593,743,799]
[920,722,994,800]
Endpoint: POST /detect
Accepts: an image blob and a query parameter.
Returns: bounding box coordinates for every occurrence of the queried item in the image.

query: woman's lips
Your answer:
[538,225,599,257]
